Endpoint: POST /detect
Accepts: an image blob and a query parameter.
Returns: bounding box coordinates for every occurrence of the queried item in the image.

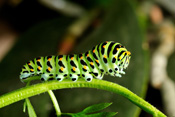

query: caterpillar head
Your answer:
[122,51,131,69]
[20,73,30,80]
[109,48,131,77]
[20,65,32,82]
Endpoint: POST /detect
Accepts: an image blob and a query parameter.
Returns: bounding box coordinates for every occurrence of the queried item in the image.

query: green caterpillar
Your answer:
[20,41,131,82]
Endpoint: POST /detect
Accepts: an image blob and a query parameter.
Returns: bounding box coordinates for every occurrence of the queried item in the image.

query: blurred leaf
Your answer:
[70,112,117,117]
[82,102,112,114]
[167,53,175,82]
[25,98,37,117]
[84,112,117,117]
[62,102,117,117]
[23,100,27,112]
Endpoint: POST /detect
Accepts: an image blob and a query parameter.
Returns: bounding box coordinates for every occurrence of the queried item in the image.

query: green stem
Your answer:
[48,90,61,116]
[0,79,166,117]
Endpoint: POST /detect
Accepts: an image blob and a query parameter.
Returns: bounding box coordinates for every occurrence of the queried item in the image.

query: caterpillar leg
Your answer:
[93,72,104,80]
[114,71,122,77]
[113,65,122,77]
[41,73,50,81]
[89,69,104,80]
[95,75,103,80]
[40,73,56,81]
[70,74,79,82]
[55,74,65,81]
[116,73,122,77]
[119,68,125,74]
[84,73,93,82]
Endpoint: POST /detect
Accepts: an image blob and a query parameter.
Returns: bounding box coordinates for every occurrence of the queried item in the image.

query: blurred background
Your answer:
[0,0,174,117]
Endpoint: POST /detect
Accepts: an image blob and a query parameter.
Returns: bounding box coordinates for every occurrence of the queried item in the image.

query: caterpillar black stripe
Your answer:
[20,41,131,82]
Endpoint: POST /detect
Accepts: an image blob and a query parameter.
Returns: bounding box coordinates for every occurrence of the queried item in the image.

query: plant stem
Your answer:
[0,79,166,117]
[48,90,61,116]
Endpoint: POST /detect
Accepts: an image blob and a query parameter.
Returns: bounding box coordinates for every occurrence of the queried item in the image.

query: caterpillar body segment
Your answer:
[20,41,131,82]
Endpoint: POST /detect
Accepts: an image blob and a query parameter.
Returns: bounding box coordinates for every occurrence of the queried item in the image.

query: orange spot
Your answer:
[90,62,93,65]
[83,66,87,69]
[73,67,76,71]
[95,60,99,63]
[93,49,95,53]
[48,67,51,71]
[114,56,117,59]
[38,66,41,70]
[104,55,107,58]
[80,56,83,59]
[119,45,121,47]
[61,67,64,71]
[59,58,63,61]
[106,41,108,43]
[103,45,105,48]
[116,48,119,51]
[71,57,74,60]
[30,69,34,72]
[28,63,31,65]
[48,58,51,61]
[37,59,40,62]
[87,54,89,57]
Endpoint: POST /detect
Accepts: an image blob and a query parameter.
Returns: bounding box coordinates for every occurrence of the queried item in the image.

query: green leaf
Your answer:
[86,112,117,117]
[82,103,112,114]
[62,112,117,117]
[61,103,117,117]
[25,98,37,117]
[71,112,117,117]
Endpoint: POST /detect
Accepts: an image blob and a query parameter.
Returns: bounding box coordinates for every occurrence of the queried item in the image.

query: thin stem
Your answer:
[0,79,166,117]
[48,90,61,116]
[23,81,31,112]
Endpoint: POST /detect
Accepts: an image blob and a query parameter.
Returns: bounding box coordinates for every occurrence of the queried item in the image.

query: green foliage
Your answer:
[82,102,112,113]
[62,103,117,117]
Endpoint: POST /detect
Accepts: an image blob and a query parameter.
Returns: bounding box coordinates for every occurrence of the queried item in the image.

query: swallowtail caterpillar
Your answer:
[20,41,131,82]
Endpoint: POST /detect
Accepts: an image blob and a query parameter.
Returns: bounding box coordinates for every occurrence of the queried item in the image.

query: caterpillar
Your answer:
[20,41,131,82]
